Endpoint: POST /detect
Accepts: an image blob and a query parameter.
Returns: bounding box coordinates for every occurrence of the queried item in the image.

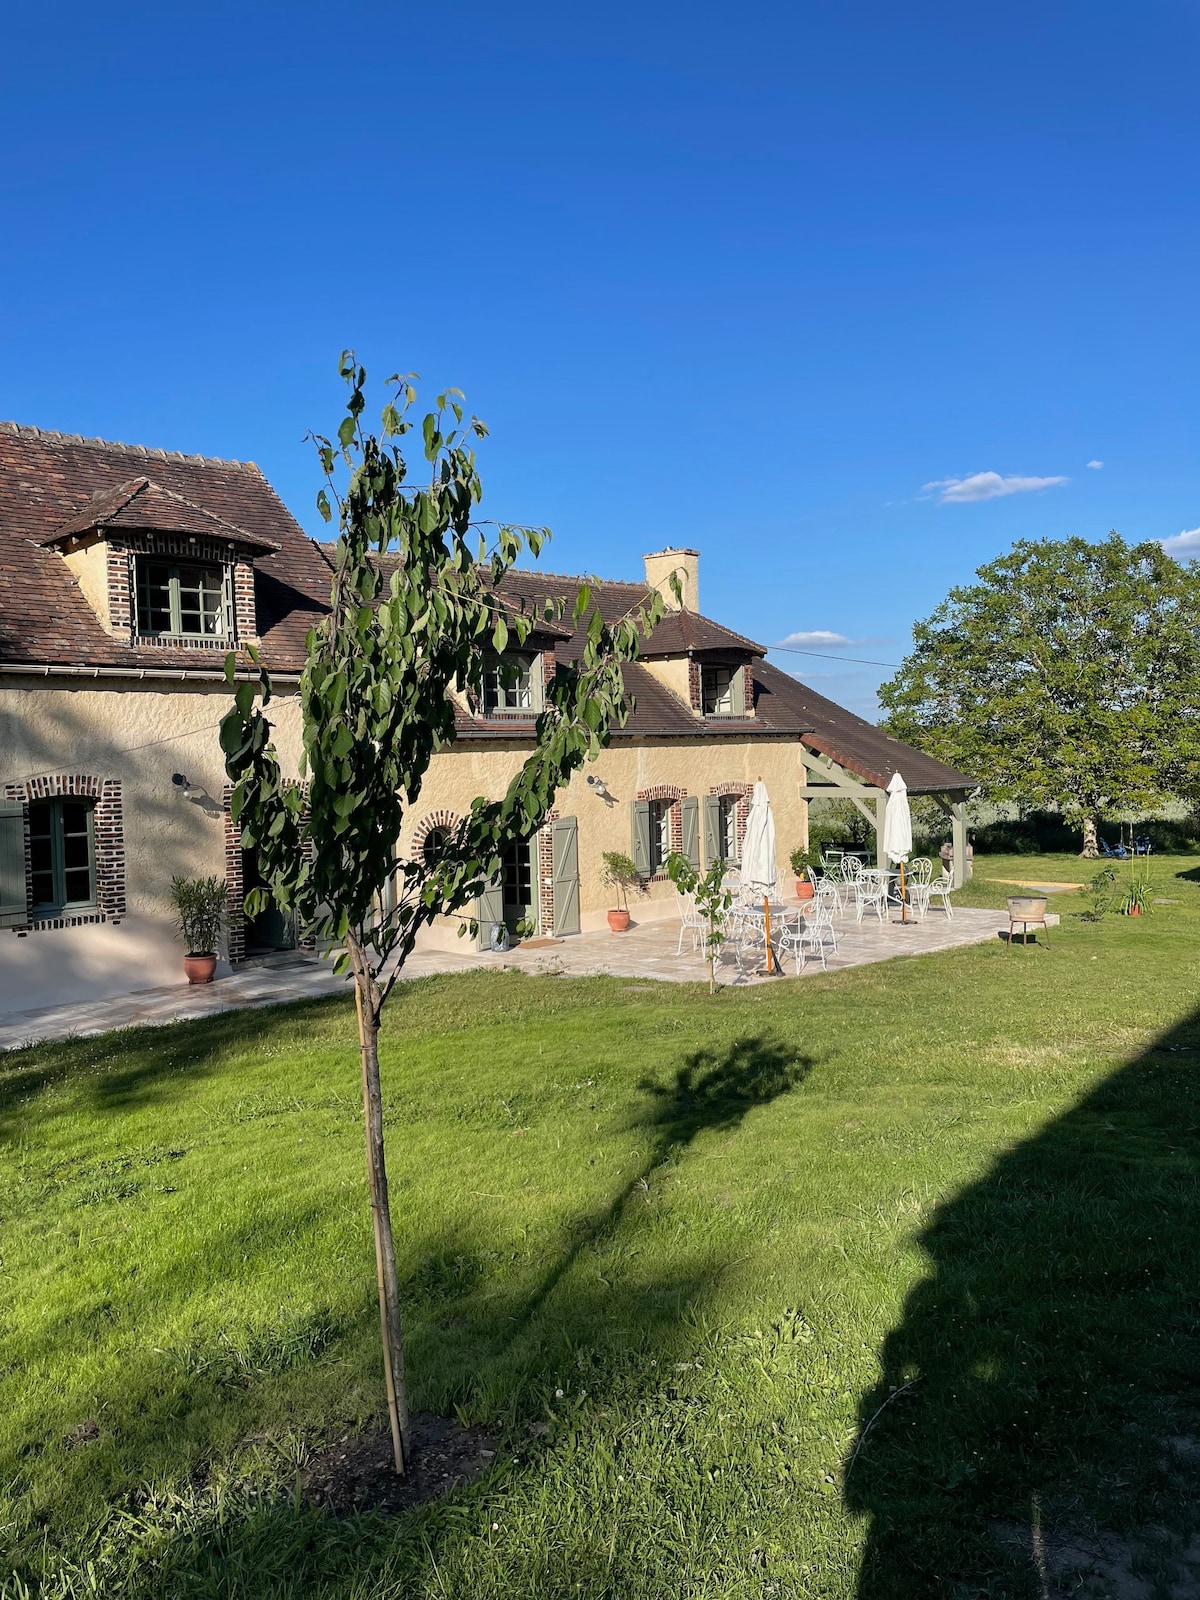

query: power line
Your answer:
[768,642,902,669]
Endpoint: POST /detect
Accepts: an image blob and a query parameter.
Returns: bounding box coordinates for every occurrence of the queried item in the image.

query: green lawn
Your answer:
[3,854,1199,1598]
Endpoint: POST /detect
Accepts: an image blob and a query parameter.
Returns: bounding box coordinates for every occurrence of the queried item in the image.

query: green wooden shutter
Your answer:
[702,795,721,867]
[631,799,652,879]
[475,872,505,950]
[680,795,700,871]
[530,653,546,713]
[0,801,28,929]
[729,665,747,716]
[551,815,580,936]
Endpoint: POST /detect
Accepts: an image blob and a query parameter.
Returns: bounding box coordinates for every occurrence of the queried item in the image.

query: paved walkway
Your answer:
[0,906,1010,1051]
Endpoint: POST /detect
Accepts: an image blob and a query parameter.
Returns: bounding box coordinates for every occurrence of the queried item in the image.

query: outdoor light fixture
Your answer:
[586,774,611,800]
[172,772,202,802]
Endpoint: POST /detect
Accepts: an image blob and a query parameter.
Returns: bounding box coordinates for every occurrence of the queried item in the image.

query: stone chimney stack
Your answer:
[643,547,699,612]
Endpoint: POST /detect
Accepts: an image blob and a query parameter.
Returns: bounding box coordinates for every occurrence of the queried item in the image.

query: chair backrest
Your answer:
[842,856,864,880]
[909,857,933,885]
[678,891,700,924]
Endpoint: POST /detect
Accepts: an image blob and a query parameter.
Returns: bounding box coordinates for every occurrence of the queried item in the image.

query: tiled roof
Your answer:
[0,421,971,788]
[756,662,977,792]
[0,422,328,672]
[43,477,281,553]
[492,570,765,659]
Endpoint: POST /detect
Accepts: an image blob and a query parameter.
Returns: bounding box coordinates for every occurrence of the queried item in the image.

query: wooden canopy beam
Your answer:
[800,745,974,884]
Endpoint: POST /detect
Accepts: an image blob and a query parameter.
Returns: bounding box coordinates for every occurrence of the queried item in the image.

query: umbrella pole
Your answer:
[900,860,907,924]
[764,895,774,973]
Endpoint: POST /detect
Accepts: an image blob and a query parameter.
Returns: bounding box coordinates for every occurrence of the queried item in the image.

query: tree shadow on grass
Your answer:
[514,1035,814,1334]
[6,1033,813,1598]
[846,1008,1200,1599]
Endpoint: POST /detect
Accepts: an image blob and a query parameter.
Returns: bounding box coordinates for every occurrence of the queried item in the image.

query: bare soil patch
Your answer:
[301,1412,498,1517]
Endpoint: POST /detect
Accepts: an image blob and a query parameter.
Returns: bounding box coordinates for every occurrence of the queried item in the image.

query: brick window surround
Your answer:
[3,774,125,930]
[688,659,755,717]
[224,782,311,963]
[411,809,463,864]
[106,533,258,648]
[637,783,686,879]
[710,780,752,857]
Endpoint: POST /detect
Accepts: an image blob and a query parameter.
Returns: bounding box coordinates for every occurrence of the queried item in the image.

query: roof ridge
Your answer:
[127,476,255,538]
[0,420,261,472]
[506,567,652,588]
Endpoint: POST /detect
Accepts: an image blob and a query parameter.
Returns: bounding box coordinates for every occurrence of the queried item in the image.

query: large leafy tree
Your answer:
[219,357,663,1474]
[878,534,1200,854]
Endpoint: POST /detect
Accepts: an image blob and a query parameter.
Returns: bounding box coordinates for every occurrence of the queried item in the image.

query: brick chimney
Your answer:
[643,547,699,612]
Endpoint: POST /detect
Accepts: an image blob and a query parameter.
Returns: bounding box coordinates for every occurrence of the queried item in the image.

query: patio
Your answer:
[0,900,1011,1050]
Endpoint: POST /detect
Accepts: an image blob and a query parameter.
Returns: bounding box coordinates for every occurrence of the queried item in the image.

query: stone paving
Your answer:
[0,904,1011,1051]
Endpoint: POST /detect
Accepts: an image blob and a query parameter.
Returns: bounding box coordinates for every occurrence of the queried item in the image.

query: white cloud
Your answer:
[922,471,1070,503]
[776,629,854,649]
[1161,527,1200,562]
[1087,459,1104,470]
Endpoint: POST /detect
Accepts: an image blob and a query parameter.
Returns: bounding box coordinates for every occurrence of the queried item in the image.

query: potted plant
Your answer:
[1124,874,1152,917]
[602,851,639,932]
[789,846,821,900]
[170,874,226,984]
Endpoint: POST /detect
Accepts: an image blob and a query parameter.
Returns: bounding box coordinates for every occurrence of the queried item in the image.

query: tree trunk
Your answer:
[353,968,410,1475]
[1081,816,1099,858]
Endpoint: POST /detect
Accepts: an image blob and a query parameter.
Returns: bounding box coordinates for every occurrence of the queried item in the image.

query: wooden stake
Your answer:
[355,973,409,1475]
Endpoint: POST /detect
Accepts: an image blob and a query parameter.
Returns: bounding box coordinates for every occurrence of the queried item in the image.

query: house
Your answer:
[0,421,975,1012]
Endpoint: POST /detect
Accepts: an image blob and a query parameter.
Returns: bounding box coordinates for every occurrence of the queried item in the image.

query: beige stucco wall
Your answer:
[640,655,694,707]
[62,540,113,633]
[0,674,811,1008]
[403,734,810,939]
[0,676,304,1011]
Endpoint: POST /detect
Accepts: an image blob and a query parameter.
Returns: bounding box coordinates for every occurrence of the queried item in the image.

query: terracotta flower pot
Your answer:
[795,879,815,900]
[184,952,218,985]
[607,909,631,933]
[1128,904,1142,917]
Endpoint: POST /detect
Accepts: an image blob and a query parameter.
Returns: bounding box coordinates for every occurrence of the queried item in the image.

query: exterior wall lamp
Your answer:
[586,774,611,800]
[172,772,203,802]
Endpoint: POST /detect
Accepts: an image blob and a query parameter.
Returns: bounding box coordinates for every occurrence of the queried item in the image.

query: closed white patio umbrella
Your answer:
[741,779,779,971]
[883,771,913,923]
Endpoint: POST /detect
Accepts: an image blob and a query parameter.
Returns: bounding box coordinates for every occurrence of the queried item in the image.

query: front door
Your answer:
[241,848,296,955]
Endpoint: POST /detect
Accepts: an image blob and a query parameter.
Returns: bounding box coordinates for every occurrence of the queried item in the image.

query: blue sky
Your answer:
[3,2,1198,715]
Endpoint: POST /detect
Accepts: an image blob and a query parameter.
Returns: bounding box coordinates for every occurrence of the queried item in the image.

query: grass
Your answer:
[2,853,1199,1598]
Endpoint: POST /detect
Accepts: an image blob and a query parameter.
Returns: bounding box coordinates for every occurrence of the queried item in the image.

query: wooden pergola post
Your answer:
[798,747,974,887]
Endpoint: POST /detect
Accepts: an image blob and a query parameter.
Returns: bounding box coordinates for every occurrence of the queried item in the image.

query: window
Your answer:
[701,664,744,716]
[501,837,534,925]
[481,652,536,714]
[135,557,230,639]
[421,826,452,867]
[717,793,740,862]
[29,798,96,914]
[648,798,672,874]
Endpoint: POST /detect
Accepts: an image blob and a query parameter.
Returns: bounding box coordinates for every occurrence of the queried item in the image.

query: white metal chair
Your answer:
[776,911,809,974]
[926,866,955,919]
[778,900,839,972]
[854,869,889,924]
[813,877,844,917]
[676,891,706,955]
[905,857,934,920]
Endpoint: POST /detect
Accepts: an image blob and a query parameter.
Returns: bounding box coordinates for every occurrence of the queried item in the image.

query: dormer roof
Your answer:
[41,476,282,553]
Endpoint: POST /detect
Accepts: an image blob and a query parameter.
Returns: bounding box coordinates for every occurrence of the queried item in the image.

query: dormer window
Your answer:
[135,556,232,641]
[482,651,542,716]
[700,663,746,717]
